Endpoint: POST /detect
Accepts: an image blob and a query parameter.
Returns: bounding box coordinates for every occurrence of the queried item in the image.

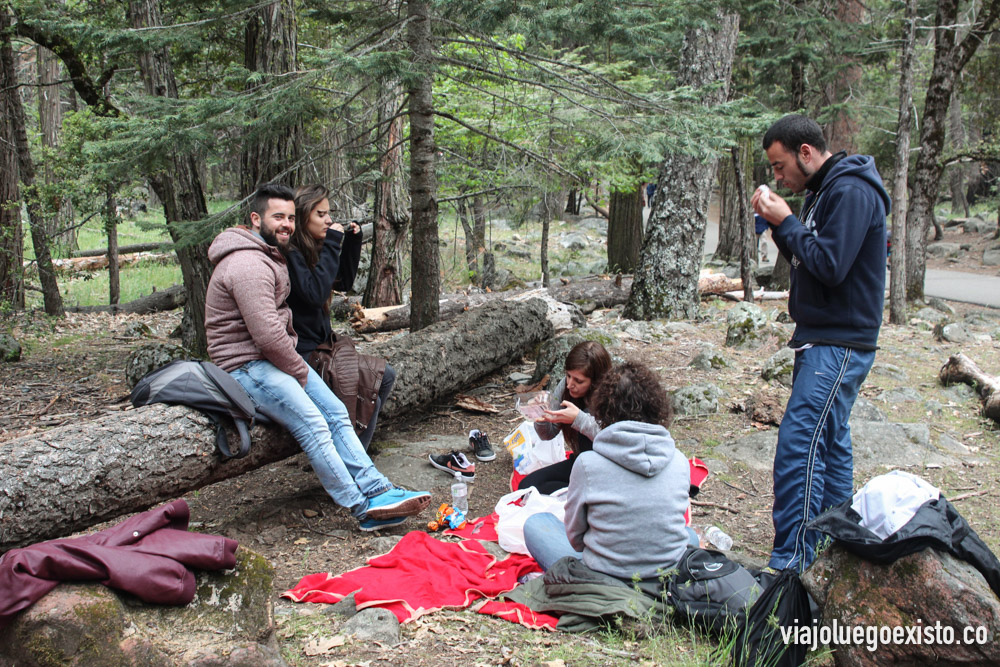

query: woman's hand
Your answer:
[328,222,345,234]
[540,401,580,425]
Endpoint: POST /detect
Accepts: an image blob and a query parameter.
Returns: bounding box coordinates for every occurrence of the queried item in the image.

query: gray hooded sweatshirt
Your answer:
[564,420,690,580]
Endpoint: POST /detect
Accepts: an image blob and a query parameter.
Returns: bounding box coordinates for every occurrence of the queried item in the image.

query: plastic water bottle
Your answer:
[705,526,733,551]
[451,473,469,513]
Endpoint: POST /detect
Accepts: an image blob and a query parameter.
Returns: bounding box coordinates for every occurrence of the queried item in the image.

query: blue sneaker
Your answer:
[366,488,432,520]
[358,516,407,532]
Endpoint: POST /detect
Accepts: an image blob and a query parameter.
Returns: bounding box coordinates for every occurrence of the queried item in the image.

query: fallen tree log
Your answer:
[0,298,552,550]
[939,352,1000,424]
[65,284,186,314]
[43,252,175,274]
[351,272,742,333]
[71,242,166,258]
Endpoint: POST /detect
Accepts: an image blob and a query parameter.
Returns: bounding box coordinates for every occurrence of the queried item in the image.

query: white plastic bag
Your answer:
[494,486,568,555]
[502,420,566,475]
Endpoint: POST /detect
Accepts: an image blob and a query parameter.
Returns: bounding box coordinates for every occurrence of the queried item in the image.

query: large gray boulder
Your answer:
[125,342,189,388]
[802,545,1000,666]
[926,242,962,258]
[0,333,21,362]
[761,347,795,386]
[672,383,724,416]
[0,548,286,666]
[725,302,769,350]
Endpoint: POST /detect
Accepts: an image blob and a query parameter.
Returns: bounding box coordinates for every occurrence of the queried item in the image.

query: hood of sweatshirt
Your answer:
[822,154,892,217]
[208,227,286,266]
[591,420,677,477]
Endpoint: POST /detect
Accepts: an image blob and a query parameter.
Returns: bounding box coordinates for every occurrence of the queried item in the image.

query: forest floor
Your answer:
[4,227,1000,664]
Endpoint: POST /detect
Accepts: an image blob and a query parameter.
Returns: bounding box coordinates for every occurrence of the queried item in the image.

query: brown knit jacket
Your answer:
[205,227,310,386]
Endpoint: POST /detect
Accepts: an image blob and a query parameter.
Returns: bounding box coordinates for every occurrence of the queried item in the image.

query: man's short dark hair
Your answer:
[762,114,827,154]
[250,183,295,219]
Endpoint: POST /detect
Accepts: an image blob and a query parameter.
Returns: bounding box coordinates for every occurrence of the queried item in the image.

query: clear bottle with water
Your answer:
[451,473,469,513]
[705,526,733,551]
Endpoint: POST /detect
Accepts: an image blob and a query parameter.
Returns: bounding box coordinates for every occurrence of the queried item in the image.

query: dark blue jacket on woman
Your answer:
[285,228,344,358]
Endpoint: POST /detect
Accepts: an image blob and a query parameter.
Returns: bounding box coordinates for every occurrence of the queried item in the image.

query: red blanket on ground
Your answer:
[282,531,541,624]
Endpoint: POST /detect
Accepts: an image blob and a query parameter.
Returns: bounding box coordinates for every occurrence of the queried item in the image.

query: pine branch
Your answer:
[433,109,583,183]
[12,19,120,117]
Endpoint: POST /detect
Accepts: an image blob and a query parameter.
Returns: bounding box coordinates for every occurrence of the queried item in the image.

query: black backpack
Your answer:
[130,360,267,459]
[732,569,813,667]
[666,547,762,633]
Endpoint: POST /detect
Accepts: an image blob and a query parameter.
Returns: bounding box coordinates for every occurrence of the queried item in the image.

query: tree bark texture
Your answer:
[905,0,1000,300]
[732,147,754,303]
[607,188,643,273]
[0,298,553,550]
[821,0,863,154]
[947,89,970,217]
[624,12,739,321]
[0,7,24,308]
[716,138,754,263]
[939,353,1000,425]
[106,190,121,306]
[407,0,440,331]
[890,0,917,325]
[240,0,302,193]
[128,0,212,355]
[2,9,63,316]
[364,85,409,308]
[36,41,75,252]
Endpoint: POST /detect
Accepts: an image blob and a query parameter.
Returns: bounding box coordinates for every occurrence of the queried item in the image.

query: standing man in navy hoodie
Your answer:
[751,115,890,572]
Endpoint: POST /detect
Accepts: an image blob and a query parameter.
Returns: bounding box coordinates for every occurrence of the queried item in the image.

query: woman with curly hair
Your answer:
[518,340,611,494]
[523,361,693,579]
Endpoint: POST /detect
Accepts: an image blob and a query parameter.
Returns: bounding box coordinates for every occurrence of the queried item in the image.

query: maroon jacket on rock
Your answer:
[0,499,238,628]
[205,227,310,386]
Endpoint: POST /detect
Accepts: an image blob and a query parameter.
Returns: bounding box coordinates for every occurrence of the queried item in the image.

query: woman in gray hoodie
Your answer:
[523,361,692,581]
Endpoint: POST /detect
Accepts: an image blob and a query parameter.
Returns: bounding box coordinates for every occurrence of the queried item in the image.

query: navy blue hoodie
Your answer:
[770,154,891,350]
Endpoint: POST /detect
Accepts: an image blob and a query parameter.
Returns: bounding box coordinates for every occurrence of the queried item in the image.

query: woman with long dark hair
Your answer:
[517,340,611,494]
[284,184,395,450]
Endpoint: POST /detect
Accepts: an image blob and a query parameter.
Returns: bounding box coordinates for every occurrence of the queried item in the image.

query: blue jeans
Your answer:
[232,360,393,518]
[524,512,582,572]
[524,513,700,572]
[770,345,876,571]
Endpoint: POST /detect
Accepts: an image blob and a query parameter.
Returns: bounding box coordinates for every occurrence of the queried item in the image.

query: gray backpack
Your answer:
[667,546,762,633]
[130,360,268,459]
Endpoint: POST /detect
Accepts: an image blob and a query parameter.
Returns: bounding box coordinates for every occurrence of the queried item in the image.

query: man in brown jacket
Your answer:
[205,183,430,531]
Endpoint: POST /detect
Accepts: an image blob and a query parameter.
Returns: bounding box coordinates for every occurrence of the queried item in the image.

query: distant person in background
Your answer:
[284,184,395,451]
[646,182,657,208]
[755,213,770,262]
[518,341,611,495]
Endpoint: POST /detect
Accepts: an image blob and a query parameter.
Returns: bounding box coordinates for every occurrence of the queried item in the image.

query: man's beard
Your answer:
[260,227,285,248]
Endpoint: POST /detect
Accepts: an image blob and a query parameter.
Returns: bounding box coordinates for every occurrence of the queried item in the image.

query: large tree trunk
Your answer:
[0,298,553,550]
[947,88,970,217]
[890,0,917,325]
[624,12,739,321]
[36,39,76,253]
[2,8,63,316]
[128,0,213,355]
[715,138,754,263]
[904,0,1000,301]
[822,0,863,154]
[607,188,643,273]
[0,8,24,308]
[364,85,409,307]
[240,0,301,193]
[732,147,754,302]
[407,0,439,330]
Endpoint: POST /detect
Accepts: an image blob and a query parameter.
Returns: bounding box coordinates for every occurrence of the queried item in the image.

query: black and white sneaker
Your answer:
[428,451,475,481]
[469,429,495,462]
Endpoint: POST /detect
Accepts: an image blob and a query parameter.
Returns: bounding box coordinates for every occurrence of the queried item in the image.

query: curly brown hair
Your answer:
[589,361,673,428]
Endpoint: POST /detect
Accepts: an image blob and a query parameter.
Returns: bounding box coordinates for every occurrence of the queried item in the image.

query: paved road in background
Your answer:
[699,213,1000,309]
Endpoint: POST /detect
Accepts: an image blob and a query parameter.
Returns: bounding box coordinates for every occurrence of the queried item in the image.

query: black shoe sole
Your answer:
[428,454,475,481]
